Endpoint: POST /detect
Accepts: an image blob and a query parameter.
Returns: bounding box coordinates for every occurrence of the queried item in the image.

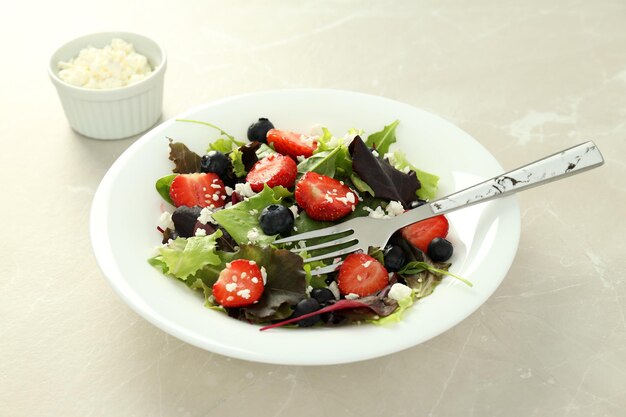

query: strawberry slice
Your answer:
[267,129,317,159]
[245,153,297,192]
[295,172,358,221]
[212,259,265,307]
[169,173,226,208]
[400,215,449,253]
[337,253,389,297]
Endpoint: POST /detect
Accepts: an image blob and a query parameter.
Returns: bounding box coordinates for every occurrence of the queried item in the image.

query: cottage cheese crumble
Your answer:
[58,38,152,89]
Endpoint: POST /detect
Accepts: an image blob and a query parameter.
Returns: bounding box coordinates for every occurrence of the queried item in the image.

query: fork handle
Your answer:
[430,141,603,215]
[398,141,604,224]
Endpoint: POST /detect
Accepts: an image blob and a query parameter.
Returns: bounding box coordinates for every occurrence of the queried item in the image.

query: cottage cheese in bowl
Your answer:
[58,38,153,89]
[49,31,166,139]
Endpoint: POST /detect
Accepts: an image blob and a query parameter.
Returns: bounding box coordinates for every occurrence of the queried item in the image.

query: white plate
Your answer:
[90,89,520,365]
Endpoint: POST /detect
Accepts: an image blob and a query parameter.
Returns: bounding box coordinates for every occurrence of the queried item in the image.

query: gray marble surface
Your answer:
[2,1,625,416]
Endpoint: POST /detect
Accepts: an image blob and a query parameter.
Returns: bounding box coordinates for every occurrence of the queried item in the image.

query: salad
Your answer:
[149,118,470,329]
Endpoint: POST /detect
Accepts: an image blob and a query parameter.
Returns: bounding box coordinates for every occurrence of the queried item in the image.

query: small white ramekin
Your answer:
[48,32,167,140]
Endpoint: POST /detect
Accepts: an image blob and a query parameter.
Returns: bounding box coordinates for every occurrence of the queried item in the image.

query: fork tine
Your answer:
[291,235,357,253]
[303,244,361,263]
[273,225,354,245]
[309,261,344,276]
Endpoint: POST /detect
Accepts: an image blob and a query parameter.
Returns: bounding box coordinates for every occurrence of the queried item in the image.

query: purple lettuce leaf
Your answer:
[239,141,262,172]
[348,136,419,208]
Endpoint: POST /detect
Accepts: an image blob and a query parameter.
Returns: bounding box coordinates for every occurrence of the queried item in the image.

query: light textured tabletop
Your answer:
[2,1,625,416]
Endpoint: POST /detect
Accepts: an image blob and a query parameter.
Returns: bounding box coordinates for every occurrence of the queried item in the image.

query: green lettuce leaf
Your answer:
[296,146,342,178]
[405,270,440,298]
[229,148,247,177]
[392,151,439,201]
[189,278,227,312]
[304,263,330,288]
[350,173,375,196]
[400,261,472,287]
[298,250,331,288]
[343,194,388,221]
[155,174,176,205]
[208,138,238,153]
[365,120,399,155]
[348,127,365,137]
[255,143,276,159]
[333,146,353,177]
[367,246,385,265]
[307,128,353,177]
[314,127,340,152]
[293,212,333,234]
[151,230,223,280]
[289,212,354,257]
[211,185,291,245]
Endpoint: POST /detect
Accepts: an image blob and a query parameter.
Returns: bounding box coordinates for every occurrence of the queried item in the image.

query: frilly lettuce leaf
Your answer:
[314,127,340,152]
[211,185,292,245]
[149,230,223,280]
[229,148,246,177]
[150,239,306,322]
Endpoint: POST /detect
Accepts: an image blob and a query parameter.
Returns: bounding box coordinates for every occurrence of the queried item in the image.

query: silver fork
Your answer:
[275,141,604,275]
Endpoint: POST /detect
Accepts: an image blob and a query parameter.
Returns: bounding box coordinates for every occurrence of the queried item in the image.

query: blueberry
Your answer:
[247,118,274,143]
[200,151,230,177]
[258,204,294,235]
[383,244,406,272]
[427,237,454,262]
[172,206,203,237]
[292,298,321,327]
[310,288,335,305]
